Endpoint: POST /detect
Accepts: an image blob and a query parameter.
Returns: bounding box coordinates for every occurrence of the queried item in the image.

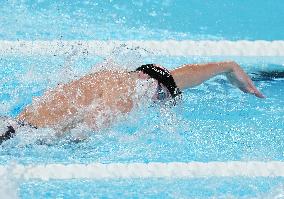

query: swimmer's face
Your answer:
[136,71,170,101]
[152,83,171,101]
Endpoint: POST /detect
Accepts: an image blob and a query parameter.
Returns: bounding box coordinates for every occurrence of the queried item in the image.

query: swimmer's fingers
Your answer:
[237,78,265,98]
[246,78,266,98]
[253,90,265,98]
[226,68,265,98]
[246,82,265,98]
[242,74,264,98]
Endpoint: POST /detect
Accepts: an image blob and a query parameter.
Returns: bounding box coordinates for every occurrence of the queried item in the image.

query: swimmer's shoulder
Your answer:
[89,69,134,81]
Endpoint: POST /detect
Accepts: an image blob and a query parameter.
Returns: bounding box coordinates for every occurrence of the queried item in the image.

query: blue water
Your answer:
[1,55,283,163]
[1,0,284,198]
[1,55,284,198]
[0,55,283,162]
[19,178,284,198]
[0,0,284,40]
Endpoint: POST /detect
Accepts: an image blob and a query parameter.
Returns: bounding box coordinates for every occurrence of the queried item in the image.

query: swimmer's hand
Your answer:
[226,62,265,98]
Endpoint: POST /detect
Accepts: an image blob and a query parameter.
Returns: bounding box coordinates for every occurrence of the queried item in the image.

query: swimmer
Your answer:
[0,61,264,144]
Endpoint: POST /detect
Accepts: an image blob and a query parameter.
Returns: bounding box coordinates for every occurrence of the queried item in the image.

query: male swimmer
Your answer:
[0,61,264,144]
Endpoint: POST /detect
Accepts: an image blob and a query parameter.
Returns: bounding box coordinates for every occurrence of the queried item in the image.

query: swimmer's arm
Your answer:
[170,61,264,98]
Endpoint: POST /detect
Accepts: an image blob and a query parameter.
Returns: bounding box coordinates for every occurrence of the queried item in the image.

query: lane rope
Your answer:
[1,161,284,180]
[0,40,284,56]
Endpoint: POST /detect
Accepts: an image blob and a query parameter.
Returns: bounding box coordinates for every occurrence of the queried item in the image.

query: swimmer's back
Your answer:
[17,70,137,130]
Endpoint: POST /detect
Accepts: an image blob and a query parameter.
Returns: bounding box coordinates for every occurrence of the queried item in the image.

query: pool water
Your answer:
[0,55,283,163]
[0,54,284,198]
[19,178,284,198]
[0,0,284,198]
[0,0,284,40]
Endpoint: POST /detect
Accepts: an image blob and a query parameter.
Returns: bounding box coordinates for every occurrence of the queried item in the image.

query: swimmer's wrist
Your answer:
[222,61,238,73]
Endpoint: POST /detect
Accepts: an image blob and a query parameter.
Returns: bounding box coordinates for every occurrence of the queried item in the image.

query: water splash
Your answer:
[100,44,154,71]
[0,162,20,199]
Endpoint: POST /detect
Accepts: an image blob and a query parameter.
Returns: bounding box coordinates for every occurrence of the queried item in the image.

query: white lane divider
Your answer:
[0,40,284,56]
[0,161,284,180]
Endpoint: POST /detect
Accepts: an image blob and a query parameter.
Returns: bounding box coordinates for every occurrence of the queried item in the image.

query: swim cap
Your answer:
[136,64,182,98]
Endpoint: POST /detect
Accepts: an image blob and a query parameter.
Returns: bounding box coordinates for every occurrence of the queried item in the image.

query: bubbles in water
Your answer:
[103,44,153,71]
[258,184,284,199]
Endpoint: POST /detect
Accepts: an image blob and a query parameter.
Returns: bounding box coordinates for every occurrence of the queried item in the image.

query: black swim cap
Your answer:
[136,64,182,98]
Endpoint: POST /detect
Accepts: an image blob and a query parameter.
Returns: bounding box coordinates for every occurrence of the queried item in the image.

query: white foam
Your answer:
[0,40,284,56]
[0,162,20,199]
[1,161,284,180]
